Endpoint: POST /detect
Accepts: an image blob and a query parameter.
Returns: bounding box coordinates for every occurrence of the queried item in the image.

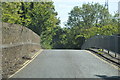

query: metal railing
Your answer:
[81,35,120,54]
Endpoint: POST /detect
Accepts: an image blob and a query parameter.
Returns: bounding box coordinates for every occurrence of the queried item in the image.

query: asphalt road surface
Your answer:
[12,50,119,78]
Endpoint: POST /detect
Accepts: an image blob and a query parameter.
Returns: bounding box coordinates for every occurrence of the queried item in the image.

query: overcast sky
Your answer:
[52,0,119,27]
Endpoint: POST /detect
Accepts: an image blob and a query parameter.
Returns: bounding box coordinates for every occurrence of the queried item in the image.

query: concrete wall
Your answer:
[2,22,41,78]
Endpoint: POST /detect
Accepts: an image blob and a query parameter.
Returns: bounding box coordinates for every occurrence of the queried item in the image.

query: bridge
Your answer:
[1,23,120,79]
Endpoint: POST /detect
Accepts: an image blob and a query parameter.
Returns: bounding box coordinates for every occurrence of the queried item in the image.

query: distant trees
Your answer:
[66,3,112,28]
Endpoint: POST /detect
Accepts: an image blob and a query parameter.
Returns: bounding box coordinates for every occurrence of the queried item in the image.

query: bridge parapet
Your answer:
[1,22,41,78]
[81,35,120,54]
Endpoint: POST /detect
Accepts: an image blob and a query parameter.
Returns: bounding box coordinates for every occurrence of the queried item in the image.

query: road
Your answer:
[12,50,119,78]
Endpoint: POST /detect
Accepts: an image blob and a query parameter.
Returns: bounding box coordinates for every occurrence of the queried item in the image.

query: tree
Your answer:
[66,3,112,28]
[27,2,60,35]
[2,2,60,35]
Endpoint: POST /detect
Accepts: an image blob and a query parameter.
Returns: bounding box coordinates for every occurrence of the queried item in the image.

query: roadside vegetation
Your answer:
[1,2,119,49]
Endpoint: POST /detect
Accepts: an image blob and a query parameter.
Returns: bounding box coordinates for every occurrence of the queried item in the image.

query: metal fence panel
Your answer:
[81,35,120,54]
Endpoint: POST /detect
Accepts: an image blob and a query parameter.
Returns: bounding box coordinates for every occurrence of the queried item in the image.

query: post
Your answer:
[115,35,118,57]
[108,50,109,54]
[118,1,120,19]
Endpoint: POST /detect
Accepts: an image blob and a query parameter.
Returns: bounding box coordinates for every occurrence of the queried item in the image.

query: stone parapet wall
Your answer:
[2,22,41,78]
[2,23,40,44]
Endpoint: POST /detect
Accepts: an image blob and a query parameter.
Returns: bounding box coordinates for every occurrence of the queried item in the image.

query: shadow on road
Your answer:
[95,75,120,80]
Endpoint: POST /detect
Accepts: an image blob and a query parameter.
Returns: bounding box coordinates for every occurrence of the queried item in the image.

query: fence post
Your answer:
[115,35,118,57]
[108,36,110,54]
[108,50,109,54]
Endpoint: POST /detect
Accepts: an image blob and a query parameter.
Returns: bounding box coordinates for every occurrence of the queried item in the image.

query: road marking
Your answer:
[85,50,120,70]
[8,49,43,78]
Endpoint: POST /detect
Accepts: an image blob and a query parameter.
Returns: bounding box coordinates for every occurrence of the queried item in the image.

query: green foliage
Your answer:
[2,2,119,49]
[65,3,119,39]
[51,27,85,49]
[98,49,103,51]
[66,3,112,28]
[80,24,119,39]
[2,2,22,24]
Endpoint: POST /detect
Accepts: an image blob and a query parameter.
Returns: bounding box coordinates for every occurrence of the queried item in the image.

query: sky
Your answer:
[52,0,120,27]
